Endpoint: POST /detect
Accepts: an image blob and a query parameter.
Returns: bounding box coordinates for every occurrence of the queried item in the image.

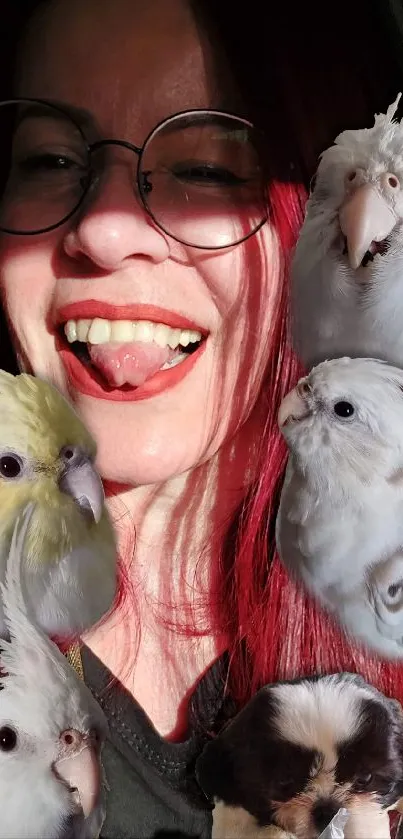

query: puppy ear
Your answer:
[195,737,237,802]
[195,687,276,807]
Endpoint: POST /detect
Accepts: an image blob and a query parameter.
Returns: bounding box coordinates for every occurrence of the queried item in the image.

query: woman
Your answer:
[0,0,401,836]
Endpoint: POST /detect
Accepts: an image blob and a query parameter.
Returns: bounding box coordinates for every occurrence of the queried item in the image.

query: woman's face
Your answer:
[0,0,278,485]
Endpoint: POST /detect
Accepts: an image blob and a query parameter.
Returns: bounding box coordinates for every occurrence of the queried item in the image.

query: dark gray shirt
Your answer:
[81,648,233,839]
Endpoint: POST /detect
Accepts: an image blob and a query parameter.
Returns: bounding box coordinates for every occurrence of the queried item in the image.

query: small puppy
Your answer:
[196,674,403,839]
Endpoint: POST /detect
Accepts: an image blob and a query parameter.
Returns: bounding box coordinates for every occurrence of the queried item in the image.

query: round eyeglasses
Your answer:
[0,98,268,249]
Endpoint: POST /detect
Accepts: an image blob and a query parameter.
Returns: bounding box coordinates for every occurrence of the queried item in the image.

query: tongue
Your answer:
[87,341,179,387]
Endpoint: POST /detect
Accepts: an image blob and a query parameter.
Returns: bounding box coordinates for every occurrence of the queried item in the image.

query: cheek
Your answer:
[0,235,63,377]
[0,236,55,328]
[201,226,279,429]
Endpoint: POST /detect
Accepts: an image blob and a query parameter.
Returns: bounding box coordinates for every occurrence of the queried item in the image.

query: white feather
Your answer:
[291,94,403,369]
[276,357,403,655]
[0,505,108,838]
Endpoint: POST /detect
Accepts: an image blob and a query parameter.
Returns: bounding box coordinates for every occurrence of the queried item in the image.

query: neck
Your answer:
[84,403,264,738]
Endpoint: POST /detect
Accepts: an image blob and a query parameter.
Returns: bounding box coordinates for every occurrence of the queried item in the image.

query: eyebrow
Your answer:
[47,100,97,131]
[13,101,252,148]
[14,100,97,135]
[14,102,228,140]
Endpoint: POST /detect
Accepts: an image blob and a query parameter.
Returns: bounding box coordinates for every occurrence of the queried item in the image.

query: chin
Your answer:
[67,390,226,487]
[195,673,403,839]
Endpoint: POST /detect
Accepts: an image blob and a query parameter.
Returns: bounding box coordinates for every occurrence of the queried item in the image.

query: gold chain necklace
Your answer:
[66,641,84,681]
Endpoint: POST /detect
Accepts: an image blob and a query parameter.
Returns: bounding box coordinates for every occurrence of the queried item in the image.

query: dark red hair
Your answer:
[2,0,403,710]
[195,0,403,706]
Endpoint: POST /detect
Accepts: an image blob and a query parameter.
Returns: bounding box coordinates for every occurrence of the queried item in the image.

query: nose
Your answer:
[63,155,170,270]
[312,800,340,833]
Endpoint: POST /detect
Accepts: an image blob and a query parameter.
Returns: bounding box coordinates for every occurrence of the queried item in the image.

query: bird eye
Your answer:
[0,726,17,752]
[333,400,355,418]
[0,455,23,479]
[388,582,403,599]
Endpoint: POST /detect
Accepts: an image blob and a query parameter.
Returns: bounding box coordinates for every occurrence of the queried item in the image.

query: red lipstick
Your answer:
[56,301,208,334]
[55,300,208,402]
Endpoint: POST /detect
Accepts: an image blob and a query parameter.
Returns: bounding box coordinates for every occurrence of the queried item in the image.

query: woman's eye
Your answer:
[16,153,84,175]
[0,455,23,479]
[333,400,355,418]
[0,726,17,752]
[171,163,247,186]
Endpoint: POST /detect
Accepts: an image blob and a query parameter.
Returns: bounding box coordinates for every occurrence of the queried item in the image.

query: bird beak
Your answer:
[53,730,102,819]
[339,182,397,270]
[278,385,312,428]
[58,454,104,524]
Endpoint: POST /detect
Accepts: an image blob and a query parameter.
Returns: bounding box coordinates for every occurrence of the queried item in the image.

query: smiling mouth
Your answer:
[57,315,207,396]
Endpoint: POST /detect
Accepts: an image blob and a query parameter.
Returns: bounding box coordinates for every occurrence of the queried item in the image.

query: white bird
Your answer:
[0,504,108,838]
[275,356,403,655]
[291,94,403,370]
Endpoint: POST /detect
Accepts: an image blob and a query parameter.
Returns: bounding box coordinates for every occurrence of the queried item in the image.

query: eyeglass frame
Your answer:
[0,96,269,249]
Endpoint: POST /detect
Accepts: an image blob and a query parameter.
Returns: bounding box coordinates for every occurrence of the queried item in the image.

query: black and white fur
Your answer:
[196,674,403,839]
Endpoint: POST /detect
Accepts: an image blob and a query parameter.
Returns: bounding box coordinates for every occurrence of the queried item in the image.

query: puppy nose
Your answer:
[312,800,340,833]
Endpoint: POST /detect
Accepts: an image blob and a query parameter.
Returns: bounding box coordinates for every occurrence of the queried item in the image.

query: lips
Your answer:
[54,300,208,402]
[55,301,207,334]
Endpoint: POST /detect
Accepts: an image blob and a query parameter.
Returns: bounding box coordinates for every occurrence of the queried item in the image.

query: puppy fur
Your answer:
[196,674,403,839]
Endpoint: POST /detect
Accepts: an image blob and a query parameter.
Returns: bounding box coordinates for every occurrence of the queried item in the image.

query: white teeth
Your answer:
[168,328,182,349]
[134,320,156,343]
[76,319,91,342]
[65,321,77,343]
[153,323,172,348]
[179,330,191,347]
[109,320,134,342]
[64,318,203,351]
[87,318,111,344]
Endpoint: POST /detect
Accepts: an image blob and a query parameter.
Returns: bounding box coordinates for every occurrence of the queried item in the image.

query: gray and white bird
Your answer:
[0,504,108,838]
[275,356,403,655]
[291,94,403,370]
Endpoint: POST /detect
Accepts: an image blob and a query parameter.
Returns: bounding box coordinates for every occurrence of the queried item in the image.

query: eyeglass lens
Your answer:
[0,100,267,248]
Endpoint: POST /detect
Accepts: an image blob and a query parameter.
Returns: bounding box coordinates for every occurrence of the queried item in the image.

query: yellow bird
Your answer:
[0,370,117,639]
